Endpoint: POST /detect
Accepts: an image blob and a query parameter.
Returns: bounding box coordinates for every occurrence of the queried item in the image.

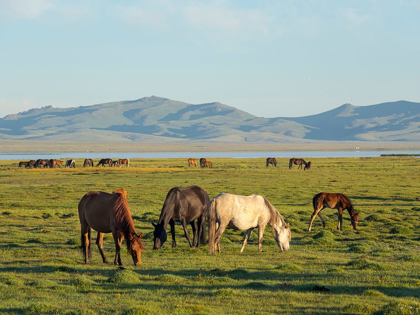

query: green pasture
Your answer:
[0,157,419,314]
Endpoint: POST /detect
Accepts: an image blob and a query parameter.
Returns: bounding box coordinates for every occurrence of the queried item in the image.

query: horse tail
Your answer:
[199,192,210,245]
[313,193,324,211]
[289,159,293,169]
[208,198,217,254]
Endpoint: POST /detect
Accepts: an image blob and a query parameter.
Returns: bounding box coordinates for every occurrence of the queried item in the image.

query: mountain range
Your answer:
[1,96,419,143]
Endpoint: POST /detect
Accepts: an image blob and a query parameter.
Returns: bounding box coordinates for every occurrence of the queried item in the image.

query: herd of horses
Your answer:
[266,157,312,170]
[78,185,359,266]
[18,158,130,168]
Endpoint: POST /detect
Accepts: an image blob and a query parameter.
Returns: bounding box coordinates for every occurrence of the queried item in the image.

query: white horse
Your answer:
[208,193,291,254]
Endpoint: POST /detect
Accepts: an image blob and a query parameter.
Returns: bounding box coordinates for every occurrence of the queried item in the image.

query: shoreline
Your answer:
[0,140,419,153]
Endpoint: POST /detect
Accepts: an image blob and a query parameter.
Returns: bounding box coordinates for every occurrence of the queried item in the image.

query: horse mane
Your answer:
[262,196,286,227]
[112,190,137,250]
[158,187,180,225]
[341,193,356,213]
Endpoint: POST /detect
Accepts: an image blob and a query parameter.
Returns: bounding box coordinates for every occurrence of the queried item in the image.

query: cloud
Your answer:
[0,0,53,19]
[184,4,274,38]
[118,6,167,30]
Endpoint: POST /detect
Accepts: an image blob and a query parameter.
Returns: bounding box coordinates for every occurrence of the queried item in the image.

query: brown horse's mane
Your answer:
[112,190,139,251]
[263,196,286,227]
[340,193,356,215]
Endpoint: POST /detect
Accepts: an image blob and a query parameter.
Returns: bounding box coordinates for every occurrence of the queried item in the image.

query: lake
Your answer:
[0,150,418,160]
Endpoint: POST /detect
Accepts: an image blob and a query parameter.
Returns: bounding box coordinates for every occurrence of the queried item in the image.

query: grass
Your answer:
[0,156,419,314]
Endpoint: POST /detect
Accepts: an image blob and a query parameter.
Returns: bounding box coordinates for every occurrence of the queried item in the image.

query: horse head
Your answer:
[274,221,291,252]
[351,212,359,230]
[152,222,167,250]
[128,232,144,266]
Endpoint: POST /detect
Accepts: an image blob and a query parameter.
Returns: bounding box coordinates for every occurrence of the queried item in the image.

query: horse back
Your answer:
[313,192,351,210]
[78,191,116,233]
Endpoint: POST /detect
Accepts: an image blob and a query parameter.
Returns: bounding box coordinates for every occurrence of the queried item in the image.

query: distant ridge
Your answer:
[0,97,419,142]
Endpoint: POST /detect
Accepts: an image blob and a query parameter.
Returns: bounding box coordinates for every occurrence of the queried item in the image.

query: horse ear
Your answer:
[285,223,290,229]
[152,222,156,227]
[138,232,143,238]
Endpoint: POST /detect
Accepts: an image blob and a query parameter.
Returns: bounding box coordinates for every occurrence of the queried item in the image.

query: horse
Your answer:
[188,158,197,167]
[308,192,359,232]
[49,159,64,168]
[34,159,49,168]
[118,159,130,167]
[65,159,76,168]
[304,161,312,170]
[97,158,112,167]
[208,193,291,254]
[111,161,120,167]
[266,158,277,167]
[203,161,213,168]
[152,185,209,250]
[18,161,29,168]
[27,160,36,168]
[83,159,94,167]
[289,158,307,169]
[200,158,207,168]
[78,188,144,266]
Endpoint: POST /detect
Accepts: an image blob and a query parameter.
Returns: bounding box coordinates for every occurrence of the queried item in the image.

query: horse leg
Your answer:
[190,221,198,247]
[318,213,326,228]
[258,225,266,252]
[308,206,324,231]
[112,230,124,266]
[214,223,228,254]
[240,228,254,253]
[170,219,177,248]
[180,218,193,247]
[96,232,108,263]
[337,208,343,231]
[81,227,91,264]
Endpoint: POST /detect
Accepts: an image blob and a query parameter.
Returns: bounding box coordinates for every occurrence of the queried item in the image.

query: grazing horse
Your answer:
[208,193,291,254]
[97,158,112,167]
[83,159,94,167]
[27,160,36,168]
[78,188,144,266]
[200,158,207,168]
[49,159,64,168]
[34,159,49,168]
[118,159,130,167]
[308,192,359,232]
[202,161,213,168]
[18,161,29,168]
[304,161,312,170]
[65,159,76,168]
[111,161,120,167]
[289,158,307,169]
[188,158,197,167]
[152,185,209,250]
[266,157,277,167]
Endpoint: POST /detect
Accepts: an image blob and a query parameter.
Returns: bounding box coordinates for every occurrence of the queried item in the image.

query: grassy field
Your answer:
[0,157,419,315]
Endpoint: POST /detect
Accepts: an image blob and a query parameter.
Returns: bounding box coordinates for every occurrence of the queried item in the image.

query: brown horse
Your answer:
[78,188,144,266]
[35,159,50,168]
[83,159,94,167]
[200,158,207,168]
[97,158,112,167]
[18,161,29,168]
[203,161,213,168]
[308,192,359,231]
[118,159,130,167]
[111,161,120,167]
[188,158,197,167]
[289,158,307,169]
[304,161,312,170]
[266,158,277,167]
[49,159,64,168]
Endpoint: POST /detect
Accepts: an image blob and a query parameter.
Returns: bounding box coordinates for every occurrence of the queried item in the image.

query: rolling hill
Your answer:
[0,97,419,142]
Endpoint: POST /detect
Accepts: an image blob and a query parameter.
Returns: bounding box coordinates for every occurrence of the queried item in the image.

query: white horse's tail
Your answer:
[208,198,217,254]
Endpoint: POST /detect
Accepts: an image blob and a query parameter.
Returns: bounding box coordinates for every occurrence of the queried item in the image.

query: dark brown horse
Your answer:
[289,158,307,169]
[152,185,209,250]
[111,161,120,167]
[118,159,130,167]
[78,188,144,266]
[308,192,359,231]
[34,159,50,168]
[18,161,29,168]
[83,159,94,167]
[202,161,213,168]
[200,158,207,168]
[304,161,312,170]
[188,158,197,167]
[97,158,112,167]
[266,157,277,167]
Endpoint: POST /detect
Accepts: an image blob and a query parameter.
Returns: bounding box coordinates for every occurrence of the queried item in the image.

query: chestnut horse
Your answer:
[97,158,112,167]
[78,189,144,266]
[203,161,213,168]
[49,159,64,168]
[289,158,307,169]
[118,159,130,167]
[308,192,359,231]
[152,185,209,250]
[188,158,197,167]
[266,158,277,167]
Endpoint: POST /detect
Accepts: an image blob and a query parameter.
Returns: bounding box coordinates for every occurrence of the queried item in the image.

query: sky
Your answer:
[1,0,420,119]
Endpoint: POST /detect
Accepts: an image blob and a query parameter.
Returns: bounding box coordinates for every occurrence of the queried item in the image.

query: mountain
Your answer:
[0,97,419,142]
